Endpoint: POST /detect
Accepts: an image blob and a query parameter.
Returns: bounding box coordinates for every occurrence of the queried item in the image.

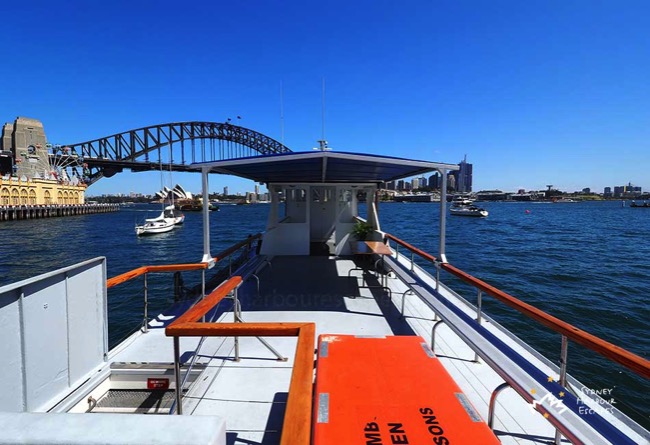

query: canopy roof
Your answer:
[191,151,458,184]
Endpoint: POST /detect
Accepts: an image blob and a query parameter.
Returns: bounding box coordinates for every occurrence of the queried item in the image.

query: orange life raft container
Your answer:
[312,334,501,444]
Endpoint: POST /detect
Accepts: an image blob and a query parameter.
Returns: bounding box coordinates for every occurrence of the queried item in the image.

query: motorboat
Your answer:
[450,204,489,217]
[1,149,648,445]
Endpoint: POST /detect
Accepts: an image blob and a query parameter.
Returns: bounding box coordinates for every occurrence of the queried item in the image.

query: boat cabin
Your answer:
[197,151,457,257]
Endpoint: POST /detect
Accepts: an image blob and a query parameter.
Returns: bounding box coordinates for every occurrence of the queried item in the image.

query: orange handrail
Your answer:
[384,232,650,379]
[106,263,207,288]
[106,233,263,288]
[165,277,314,445]
[167,276,242,327]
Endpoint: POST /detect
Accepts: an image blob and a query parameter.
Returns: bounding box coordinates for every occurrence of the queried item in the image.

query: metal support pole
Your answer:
[488,382,511,429]
[201,269,206,323]
[173,337,183,415]
[474,289,483,362]
[439,169,448,264]
[430,320,445,353]
[435,261,441,292]
[143,273,148,333]
[395,244,399,260]
[410,252,415,271]
[555,336,569,445]
[200,168,214,267]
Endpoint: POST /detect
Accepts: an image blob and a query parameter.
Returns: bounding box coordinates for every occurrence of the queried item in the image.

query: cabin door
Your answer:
[310,186,336,242]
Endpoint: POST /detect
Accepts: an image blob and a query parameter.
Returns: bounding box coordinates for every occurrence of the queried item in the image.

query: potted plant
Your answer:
[351,221,374,241]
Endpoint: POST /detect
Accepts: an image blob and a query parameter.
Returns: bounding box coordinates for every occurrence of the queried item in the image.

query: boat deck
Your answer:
[104,255,643,445]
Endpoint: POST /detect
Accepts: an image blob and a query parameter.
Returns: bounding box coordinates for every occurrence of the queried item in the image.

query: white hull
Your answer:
[450,206,489,217]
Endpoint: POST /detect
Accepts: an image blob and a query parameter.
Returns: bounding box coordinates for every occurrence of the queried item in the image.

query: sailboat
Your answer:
[134,211,175,236]
[135,147,180,235]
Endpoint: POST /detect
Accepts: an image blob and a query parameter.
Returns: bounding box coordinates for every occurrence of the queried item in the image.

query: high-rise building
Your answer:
[428,173,440,190]
[447,174,456,191]
[411,178,420,190]
[223,186,229,196]
[385,181,396,191]
[397,180,405,191]
[456,155,473,193]
[604,187,612,198]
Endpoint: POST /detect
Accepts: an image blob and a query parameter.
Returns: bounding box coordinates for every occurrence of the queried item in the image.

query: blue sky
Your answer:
[3,0,649,195]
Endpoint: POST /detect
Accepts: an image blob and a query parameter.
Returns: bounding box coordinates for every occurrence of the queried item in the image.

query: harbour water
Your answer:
[0,200,648,426]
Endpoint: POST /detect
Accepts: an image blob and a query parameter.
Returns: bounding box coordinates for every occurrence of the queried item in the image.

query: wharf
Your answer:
[0,203,118,221]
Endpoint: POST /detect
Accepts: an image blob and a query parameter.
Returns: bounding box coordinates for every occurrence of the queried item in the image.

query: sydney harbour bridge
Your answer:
[57,122,291,185]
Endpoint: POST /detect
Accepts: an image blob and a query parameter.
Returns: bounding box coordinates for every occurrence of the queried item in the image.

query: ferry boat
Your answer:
[0,150,648,445]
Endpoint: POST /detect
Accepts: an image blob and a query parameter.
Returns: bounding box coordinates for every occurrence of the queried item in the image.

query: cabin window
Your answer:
[338,189,352,202]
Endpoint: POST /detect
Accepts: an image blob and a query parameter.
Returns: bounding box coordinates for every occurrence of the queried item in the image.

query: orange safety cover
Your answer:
[312,335,500,445]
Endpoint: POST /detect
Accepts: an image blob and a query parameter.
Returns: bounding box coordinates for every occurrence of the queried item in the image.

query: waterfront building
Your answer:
[411,178,420,190]
[404,182,412,191]
[604,187,612,198]
[223,186,229,196]
[614,183,642,198]
[397,179,405,191]
[385,181,396,191]
[0,117,85,205]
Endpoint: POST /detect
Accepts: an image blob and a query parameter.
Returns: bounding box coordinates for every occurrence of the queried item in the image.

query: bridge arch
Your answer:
[60,122,291,185]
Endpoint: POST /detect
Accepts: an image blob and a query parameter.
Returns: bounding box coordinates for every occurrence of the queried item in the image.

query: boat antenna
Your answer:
[314,77,332,151]
[280,80,285,146]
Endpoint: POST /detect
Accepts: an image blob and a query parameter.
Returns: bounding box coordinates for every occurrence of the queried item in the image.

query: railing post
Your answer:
[201,269,206,323]
[488,382,511,429]
[435,261,441,292]
[430,320,444,353]
[474,289,483,362]
[143,273,148,333]
[173,336,183,414]
[555,335,569,444]
[410,252,415,271]
[395,244,399,260]
[234,289,240,362]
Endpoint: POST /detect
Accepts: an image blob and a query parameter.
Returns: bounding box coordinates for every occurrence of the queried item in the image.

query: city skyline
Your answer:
[3,1,650,195]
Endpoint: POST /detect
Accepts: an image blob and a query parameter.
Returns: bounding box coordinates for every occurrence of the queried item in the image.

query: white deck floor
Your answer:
[102,255,646,445]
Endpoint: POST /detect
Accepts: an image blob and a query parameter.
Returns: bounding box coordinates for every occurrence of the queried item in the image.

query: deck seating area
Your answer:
[69,253,645,445]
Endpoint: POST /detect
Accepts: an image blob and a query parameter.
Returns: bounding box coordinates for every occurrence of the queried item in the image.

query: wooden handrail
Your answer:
[166,315,314,445]
[106,233,263,288]
[385,233,437,263]
[384,232,650,379]
[166,276,243,328]
[106,263,207,288]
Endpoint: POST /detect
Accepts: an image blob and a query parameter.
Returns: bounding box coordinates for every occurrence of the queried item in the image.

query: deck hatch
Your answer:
[93,389,177,413]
